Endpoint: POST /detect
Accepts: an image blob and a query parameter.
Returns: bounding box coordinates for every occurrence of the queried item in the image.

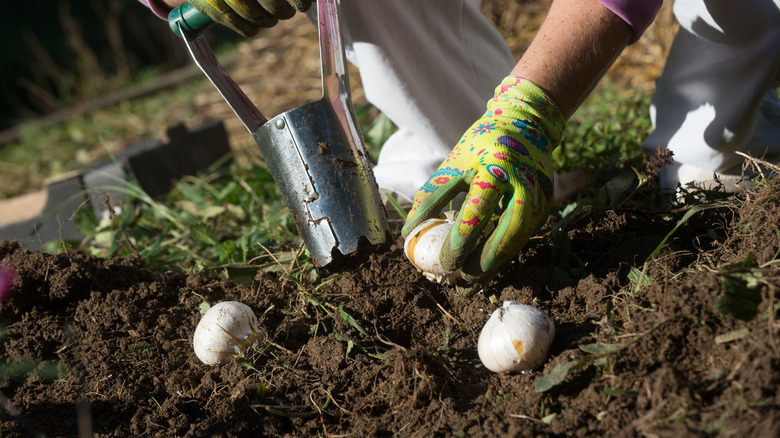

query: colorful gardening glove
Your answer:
[402,76,565,288]
[189,0,312,37]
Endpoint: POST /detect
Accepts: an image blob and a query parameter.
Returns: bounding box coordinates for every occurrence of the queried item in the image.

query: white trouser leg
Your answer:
[642,0,780,192]
[336,0,515,202]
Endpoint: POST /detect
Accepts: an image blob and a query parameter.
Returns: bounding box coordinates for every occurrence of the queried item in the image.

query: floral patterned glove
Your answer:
[401,76,565,286]
[188,0,312,37]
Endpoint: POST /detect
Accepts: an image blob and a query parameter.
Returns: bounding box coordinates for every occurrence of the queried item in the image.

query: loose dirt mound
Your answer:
[1,181,778,437]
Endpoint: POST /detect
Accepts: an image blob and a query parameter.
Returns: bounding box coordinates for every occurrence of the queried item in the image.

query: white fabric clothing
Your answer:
[642,0,780,192]
[330,0,780,201]
[334,0,515,203]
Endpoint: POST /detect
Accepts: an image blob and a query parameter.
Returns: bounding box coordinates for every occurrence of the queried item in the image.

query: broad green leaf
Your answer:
[578,342,624,355]
[596,170,637,207]
[721,252,757,270]
[190,223,217,246]
[217,240,235,263]
[177,200,200,216]
[715,253,762,321]
[225,203,246,221]
[222,266,258,285]
[177,183,206,204]
[628,267,652,287]
[534,357,591,393]
[201,205,226,220]
[364,112,395,148]
[235,357,259,372]
[333,332,358,358]
[715,274,762,321]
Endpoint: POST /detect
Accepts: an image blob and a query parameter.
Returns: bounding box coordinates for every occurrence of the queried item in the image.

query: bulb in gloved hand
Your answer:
[193,301,264,365]
[478,301,555,373]
[403,211,461,285]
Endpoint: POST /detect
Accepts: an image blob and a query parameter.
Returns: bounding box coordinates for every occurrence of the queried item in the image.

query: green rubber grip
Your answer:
[169,3,215,37]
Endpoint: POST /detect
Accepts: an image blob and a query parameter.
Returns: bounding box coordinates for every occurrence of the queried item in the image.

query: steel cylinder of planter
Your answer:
[169,0,390,267]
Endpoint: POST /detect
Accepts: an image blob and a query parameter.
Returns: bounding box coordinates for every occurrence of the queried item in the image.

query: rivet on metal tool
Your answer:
[275,119,286,130]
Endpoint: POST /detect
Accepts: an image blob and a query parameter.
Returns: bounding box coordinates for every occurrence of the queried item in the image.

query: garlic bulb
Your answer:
[193,301,264,365]
[478,301,555,373]
[404,211,461,285]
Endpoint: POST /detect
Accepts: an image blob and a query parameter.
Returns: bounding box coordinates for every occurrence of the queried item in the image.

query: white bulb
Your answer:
[404,212,461,285]
[478,301,555,373]
[193,301,263,365]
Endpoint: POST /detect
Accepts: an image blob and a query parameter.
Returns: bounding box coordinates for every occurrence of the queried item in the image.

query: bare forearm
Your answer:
[511,0,632,119]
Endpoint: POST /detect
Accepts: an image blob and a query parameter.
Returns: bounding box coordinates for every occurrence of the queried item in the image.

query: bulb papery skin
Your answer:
[404,213,461,285]
[193,301,262,366]
[477,301,555,373]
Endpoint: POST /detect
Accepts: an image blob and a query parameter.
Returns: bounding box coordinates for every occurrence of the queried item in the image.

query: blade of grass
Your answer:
[633,202,730,293]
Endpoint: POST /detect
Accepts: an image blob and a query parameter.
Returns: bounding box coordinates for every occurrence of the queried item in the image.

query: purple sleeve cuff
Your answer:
[598,0,663,43]
[138,0,172,20]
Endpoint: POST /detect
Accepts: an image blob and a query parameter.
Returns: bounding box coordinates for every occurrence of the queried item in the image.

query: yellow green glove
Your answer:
[402,76,565,287]
[189,0,312,37]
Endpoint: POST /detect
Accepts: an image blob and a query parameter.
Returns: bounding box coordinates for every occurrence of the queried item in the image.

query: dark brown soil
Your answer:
[1,180,779,437]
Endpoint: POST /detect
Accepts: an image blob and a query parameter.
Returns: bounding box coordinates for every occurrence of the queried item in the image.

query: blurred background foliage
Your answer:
[0,0,241,129]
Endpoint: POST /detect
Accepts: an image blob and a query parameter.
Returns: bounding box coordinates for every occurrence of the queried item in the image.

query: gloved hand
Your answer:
[189,0,313,37]
[402,76,565,287]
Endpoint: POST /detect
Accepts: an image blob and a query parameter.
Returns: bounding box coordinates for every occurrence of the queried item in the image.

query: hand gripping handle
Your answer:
[168,3,216,37]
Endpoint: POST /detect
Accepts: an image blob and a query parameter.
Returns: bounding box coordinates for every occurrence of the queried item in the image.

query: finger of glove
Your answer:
[286,0,313,12]
[222,0,272,21]
[461,193,542,284]
[401,171,471,239]
[257,0,296,19]
[439,178,504,272]
[189,0,268,36]
[459,239,503,286]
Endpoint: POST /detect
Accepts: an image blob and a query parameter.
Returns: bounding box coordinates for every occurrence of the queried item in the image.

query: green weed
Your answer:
[631,202,732,293]
[555,79,652,176]
[75,147,302,280]
[113,343,157,361]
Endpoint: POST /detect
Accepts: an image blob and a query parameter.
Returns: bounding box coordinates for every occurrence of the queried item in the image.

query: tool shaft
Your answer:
[178,23,267,133]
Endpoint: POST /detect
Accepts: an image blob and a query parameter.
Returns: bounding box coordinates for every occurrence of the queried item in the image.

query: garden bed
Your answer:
[1,180,777,437]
